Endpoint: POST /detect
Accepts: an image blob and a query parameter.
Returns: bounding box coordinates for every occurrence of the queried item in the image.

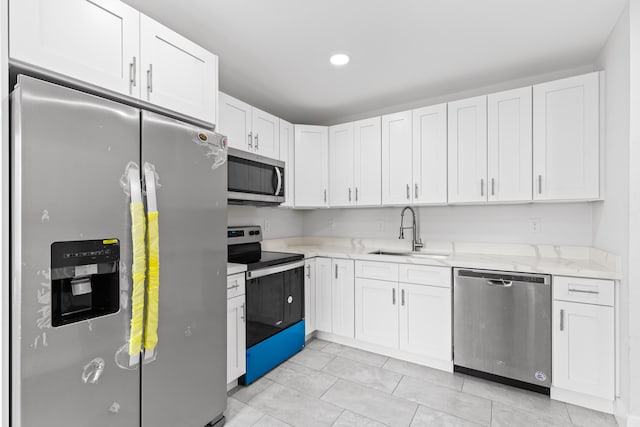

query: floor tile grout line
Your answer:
[329,409,345,427]
[408,403,419,427]
[390,374,404,396]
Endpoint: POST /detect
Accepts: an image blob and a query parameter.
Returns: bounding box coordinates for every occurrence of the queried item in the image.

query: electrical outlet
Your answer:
[264,219,271,232]
[377,221,384,231]
[529,218,542,233]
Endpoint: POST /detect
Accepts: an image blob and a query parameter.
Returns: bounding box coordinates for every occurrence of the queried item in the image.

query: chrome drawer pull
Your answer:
[568,288,599,295]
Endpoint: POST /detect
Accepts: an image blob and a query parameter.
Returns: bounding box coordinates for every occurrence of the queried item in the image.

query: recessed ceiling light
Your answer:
[330,53,350,66]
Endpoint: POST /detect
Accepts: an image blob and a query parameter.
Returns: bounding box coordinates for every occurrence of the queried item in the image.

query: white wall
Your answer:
[593,4,631,423]
[303,203,594,246]
[228,205,304,239]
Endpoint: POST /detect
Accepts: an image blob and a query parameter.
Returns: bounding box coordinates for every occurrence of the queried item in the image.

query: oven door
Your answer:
[245,261,304,348]
[228,148,285,205]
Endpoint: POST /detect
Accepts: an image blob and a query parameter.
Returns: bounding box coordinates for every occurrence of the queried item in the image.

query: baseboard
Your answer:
[314,331,453,373]
[627,414,640,427]
[550,387,614,414]
[226,379,238,392]
[615,398,629,427]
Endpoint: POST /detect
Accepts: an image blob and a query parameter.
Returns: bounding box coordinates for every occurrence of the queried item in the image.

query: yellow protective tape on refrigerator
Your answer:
[144,211,159,351]
[128,201,146,356]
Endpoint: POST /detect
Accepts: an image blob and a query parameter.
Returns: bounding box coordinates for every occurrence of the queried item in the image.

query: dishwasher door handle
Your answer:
[486,279,513,287]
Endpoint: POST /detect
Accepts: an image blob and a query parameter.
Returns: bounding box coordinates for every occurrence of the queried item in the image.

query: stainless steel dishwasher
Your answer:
[453,268,552,392]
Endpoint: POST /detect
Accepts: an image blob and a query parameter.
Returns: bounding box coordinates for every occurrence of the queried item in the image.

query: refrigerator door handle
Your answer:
[128,166,146,366]
[143,162,160,362]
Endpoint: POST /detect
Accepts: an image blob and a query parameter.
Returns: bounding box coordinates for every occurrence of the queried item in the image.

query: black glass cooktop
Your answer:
[228,247,303,271]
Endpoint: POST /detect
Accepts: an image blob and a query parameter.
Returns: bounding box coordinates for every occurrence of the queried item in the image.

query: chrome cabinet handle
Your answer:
[349,188,352,202]
[129,57,137,87]
[568,288,599,295]
[491,178,495,196]
[480,179,484,197]
[487,279,513,287]
[227,282,240,290]
[275,167,282,196]
[415,183,418,199]
[406,184,410,199]
[146,64,153,96]
[538,175,542,194]
[355,187,359,202]
[241,304,245,322]
[255,133,259,151]
[248,132,253,150]
[401,289,405,306]
[560,309,564,331]
[306,265,311,279]
[324,189,327,203]
[392,288,396,305]
[335,264,338,279]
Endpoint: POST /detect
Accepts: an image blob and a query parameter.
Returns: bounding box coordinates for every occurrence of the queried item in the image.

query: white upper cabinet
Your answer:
[382,111,413,205]
[140,15,217,123]
[412,104,448,205]
[295,125,329,207]
[329,123,356,207]
[10,0,141,97]
[448,96,488,203]
[354,117,382,206]
[219,92,252,151]
[533,72,600,201]
[487,87,533,202]
[252,108,280,159]
[279,119,295,207]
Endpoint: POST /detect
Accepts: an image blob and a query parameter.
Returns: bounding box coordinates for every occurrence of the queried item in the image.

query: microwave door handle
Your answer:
[275,166,282,196]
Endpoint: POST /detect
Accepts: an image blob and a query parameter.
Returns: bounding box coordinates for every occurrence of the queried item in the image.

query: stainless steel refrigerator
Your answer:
[11,75,228,427]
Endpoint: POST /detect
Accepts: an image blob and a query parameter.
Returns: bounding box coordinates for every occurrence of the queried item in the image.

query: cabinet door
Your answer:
[294,125,329,207]
[227,295,246,383]
[488,87,533,202]
[279,119,295,207]
[331,259,355,338]
[140,15,217,123]
[354,117,382,206]
[382,111,413,205]
[219,92,252,151]
[10,0,140,97]
[412,104,447,205]
[448,96,487,203]
[399,283,451,361]
[253,107,280,159]
[553,301,614,399]
[315,258,333,333]
[355,278,398,348]
[304,259,317,335]
[329,123,355,207]
[533,73,600,201]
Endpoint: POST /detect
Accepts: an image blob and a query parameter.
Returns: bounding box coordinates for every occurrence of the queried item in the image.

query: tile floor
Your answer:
[226,339,618,427]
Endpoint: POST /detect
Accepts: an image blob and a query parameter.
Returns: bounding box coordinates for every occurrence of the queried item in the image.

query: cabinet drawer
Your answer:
[553,276,614,307]
[355,261,399,281]
[398,264,451,288]
[227,273,246,299]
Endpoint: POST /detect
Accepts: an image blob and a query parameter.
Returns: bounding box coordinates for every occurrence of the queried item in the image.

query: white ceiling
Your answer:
[123,0,626,125]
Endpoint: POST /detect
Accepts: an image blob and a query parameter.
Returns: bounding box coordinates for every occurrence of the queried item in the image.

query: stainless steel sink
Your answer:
[368,250,449,260]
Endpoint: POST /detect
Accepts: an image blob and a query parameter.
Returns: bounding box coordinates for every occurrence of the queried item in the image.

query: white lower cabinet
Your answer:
[315,257,333,333]
[553,300,614,400]
[331,259,355,338]
[304,258,317,335]
[399,283,451,360]
[226,295,246,383]
[355,278,398,348]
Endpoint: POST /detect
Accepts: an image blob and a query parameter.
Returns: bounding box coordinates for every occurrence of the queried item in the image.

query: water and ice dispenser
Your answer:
[51,239,120,327]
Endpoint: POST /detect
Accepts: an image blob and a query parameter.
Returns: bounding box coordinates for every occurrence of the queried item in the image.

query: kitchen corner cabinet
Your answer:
[279,119,295,207]
[447,96,488,203]
[412,104,448,205]
[294,125,329,207]
[533,72,600,201]
[487,87,533,202]
[218,92,280,158]
[304,259,317,335]
[315,257,333,333]
[10,0,141,97]
[227,294,246,383]
[382,111,413,205]
[11,0,218,124]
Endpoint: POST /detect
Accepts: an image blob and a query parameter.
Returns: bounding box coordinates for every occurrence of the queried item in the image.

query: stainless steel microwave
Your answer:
[227,147,285,206]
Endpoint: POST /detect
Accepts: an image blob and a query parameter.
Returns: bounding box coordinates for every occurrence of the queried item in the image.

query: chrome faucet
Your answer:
[399,206,423,252]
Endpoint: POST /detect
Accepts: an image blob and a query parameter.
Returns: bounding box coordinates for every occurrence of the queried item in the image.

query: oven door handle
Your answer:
[247,260,305,279]
[275,166,282,196]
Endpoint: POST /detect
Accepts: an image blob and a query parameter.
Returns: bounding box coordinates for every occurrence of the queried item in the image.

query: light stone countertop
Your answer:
[227,262,247,276]
[262,237,621,280]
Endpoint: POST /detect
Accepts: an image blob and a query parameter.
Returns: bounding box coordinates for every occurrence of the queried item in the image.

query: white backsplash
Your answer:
[227,205,304,239]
